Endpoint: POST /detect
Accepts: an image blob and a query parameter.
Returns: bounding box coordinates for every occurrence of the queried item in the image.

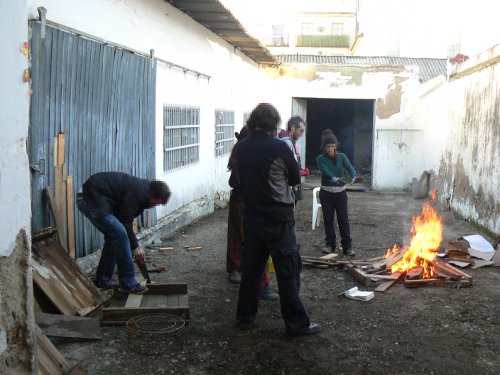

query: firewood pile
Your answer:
[302,250,473,292]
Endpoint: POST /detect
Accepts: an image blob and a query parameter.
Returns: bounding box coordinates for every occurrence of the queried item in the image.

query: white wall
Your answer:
[0,0,34,372]
[27,0,276,219]
[1,1,31,256]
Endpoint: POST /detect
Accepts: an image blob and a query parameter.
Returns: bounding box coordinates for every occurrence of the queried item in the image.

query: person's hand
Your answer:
[132,246,145,259]
[300,168,310,177]
[331,177,346,186]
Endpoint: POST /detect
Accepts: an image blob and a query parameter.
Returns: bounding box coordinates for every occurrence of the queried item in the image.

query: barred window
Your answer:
[243,112,251,125]
[163,105,200,172]
[215,109,235,157]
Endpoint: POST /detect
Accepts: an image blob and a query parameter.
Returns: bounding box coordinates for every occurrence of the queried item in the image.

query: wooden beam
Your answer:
[36,313,101,340]
[66,175,75,259]
[124,294,143,308]
[347,265,372,286]
[36,324,70,375]
[404,278,472,288]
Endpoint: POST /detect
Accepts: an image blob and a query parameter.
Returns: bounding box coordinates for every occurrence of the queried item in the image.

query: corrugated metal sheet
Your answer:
[277,55,447,82]
[165,0,277,65]
[29,22,157,258]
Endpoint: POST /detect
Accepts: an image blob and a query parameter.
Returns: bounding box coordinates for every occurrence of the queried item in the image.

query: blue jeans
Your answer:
[236,212,310,334]
[77,197,138,289]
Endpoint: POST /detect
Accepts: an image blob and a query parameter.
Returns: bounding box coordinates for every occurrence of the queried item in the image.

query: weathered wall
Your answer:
[0,0,34,373]
[271,63,426,190]
[0,232,34,374]
[437,44,500,233]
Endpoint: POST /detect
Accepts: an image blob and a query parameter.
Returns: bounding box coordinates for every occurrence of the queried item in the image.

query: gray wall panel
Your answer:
[29,22,157,258]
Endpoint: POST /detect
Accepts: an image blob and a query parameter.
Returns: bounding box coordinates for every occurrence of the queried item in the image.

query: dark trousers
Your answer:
[319,189,352,251]
[236,212,310,333]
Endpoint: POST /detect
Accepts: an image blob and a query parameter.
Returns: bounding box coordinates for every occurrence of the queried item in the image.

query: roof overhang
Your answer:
[166,0,278,66]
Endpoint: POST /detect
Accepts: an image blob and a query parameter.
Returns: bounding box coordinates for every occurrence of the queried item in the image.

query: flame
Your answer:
[388,198,443,278]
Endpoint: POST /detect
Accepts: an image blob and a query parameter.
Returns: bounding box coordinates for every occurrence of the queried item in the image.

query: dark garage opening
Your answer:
[304,98,374,181]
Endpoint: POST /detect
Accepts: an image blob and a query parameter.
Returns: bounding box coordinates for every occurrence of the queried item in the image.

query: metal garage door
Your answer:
[29,22,157,258]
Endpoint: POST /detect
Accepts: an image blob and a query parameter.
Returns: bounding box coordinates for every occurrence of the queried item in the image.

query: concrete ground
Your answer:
[58,174,500,375]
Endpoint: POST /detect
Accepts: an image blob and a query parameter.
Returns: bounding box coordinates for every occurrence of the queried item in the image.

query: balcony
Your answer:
[264,35,290,47]
[296,34,350,48]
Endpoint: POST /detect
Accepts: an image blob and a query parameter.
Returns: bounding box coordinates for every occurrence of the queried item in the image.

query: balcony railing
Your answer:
[264,35,290,47]
[296,34,350,48]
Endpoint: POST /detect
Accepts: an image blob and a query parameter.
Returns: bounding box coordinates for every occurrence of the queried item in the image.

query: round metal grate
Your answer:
[126,314,187,355]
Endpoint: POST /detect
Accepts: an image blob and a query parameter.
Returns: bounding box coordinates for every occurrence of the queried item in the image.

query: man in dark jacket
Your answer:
[235,103,321,337]
[77,172,170,294]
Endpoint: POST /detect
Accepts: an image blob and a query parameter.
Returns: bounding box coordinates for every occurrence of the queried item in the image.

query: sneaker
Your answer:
[259,286,279,301]
[228,270,241,284]
[119,284,148,294]
[285,323,322,337]
[321,246,335,254]
[343,248,355,257]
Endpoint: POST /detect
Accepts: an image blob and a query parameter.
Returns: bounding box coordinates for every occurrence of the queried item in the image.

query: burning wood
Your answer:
[382,192,472,287]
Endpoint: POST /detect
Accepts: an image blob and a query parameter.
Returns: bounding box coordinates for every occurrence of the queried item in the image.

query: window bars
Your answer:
[163,105,200,171]
[215,109,235,157]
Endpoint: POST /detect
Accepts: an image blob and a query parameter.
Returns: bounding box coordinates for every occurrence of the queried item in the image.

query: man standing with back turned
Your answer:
[77,172,171,294]
[235,103,321,337]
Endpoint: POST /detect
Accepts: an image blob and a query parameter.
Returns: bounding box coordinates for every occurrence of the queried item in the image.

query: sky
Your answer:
[220,0,500,57]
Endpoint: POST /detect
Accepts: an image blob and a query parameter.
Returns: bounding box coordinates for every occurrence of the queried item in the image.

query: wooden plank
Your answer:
[165,294,179,308]
[178,294,189,308]
[375,280,397,292]
[302,261,330,269]
[144,283,188,295]
[347,265,372,286]
[124,294,143,308]
[404,278,472,288]
[436,261,473,280]
[36,313,101,340]
[36,324,70,375]
[141,295,157,308]
[319,253,338,260]
[102,283,190,325]
[32,230,108,317]
[406,267,424,280]
[56,133,65,165]
[66,175,75,259]
[102,307,190,326]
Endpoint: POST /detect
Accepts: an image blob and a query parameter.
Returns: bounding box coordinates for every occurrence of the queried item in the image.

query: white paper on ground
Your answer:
[468,248,495,261]
[448,260,471,268]
[471,259,495,269]
[344,287,374,301]
[463,234,495,252]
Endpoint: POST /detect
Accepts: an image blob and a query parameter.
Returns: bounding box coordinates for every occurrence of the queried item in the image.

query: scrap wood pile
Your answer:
[302,234,499,292]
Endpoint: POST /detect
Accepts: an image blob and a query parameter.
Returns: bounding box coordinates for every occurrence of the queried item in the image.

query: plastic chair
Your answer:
[312,187,322,230]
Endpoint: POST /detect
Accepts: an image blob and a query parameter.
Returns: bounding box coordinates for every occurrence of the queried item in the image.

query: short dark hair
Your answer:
[287,116,304,132]
[246,103,281,133]
[321,134,338,153]
[149,180,171,203]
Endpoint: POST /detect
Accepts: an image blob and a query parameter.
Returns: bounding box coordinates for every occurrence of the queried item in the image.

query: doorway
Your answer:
[303,98,375,181]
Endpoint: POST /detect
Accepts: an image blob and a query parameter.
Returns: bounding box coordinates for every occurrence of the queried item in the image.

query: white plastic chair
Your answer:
[312,187,322,230]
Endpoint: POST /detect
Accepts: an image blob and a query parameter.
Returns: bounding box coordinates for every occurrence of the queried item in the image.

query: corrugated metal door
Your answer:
[29,22,157,258]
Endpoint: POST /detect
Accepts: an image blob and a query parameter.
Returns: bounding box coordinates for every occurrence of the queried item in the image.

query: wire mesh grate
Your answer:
[127,314,187,355]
